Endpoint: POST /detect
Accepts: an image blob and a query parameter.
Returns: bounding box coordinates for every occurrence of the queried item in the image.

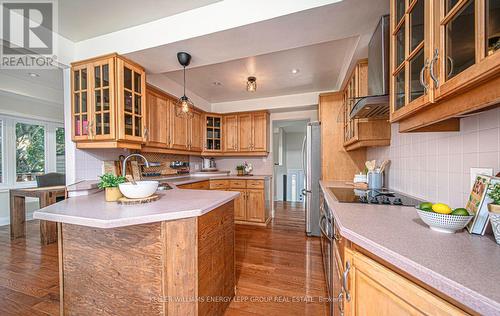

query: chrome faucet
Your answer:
[122,153,150,178]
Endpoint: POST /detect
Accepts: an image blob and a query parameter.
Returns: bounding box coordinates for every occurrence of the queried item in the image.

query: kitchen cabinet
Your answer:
[71,53,146,149]
[223,115,238,152]
[189,110,203,152]
[390,0,500,132]
[146,86,170,148]
[237,113,253,151]
[204,114,223,152]
[210,179,271,225]
[342,247,466,316]
[235,111,270,154]
[343,59,390,151]
[228,189,246,221]
[169,106,189,150]
[245,189,266,222]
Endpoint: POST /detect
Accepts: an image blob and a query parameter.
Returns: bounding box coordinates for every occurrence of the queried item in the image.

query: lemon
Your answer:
[432,203,452,214]
[451,208,469,216]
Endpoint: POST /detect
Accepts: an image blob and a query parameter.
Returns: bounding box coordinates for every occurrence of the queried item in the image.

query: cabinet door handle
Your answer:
[87,120,93,139]
[342,261,351,302]
[337,292,344,316]
[143,127,149,141]
[447,56,454,79]
[429,48,439,88]
[419,58,430,93]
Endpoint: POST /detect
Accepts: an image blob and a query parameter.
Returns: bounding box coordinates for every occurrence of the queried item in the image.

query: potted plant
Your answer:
[236,165,245,176]
[98,173,126,202]
[488,183,500,213]
[488,183,500,245]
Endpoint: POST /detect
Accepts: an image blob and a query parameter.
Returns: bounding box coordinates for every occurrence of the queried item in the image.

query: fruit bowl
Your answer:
[416,208,474,233]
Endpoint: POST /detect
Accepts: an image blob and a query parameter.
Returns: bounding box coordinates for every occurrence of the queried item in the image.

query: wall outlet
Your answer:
[470,167,493,189]
[194,163,200,171]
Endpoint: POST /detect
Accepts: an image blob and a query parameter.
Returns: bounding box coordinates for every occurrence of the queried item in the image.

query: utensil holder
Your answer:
[367,171,383,190]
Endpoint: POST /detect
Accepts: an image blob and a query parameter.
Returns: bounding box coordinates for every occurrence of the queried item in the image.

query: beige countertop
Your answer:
[34,188,239,229]
[320,180,500,315]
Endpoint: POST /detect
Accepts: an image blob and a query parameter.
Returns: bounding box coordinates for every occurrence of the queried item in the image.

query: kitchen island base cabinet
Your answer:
[58,201,235,316]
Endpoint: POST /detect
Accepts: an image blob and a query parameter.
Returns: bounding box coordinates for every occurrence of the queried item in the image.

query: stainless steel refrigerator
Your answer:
[302,121,321,237]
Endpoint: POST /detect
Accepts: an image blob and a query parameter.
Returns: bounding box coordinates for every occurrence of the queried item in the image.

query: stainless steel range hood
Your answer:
[350,15,390,119]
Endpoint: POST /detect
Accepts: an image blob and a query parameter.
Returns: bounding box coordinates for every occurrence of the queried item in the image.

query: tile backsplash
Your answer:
[367,107,500,209]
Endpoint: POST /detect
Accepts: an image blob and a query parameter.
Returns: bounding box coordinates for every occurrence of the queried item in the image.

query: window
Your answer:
[56,127,65,173]
[16,122,45,182]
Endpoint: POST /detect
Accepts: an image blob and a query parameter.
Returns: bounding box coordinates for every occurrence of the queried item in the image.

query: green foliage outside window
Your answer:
[16,123,45,181]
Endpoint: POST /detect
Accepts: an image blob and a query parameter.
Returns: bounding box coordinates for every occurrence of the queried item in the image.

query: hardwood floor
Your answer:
[0,201,327,316]
[226,201,328,315]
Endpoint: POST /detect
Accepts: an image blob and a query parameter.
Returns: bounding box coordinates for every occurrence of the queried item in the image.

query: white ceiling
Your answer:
[163,37,358,103]
[125,0,389,103]
[0,69,63,91]
[59,0,221,41]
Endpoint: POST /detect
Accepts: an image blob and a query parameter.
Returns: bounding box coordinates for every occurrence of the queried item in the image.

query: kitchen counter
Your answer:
[34,188,239,228]
[320,180,500,315]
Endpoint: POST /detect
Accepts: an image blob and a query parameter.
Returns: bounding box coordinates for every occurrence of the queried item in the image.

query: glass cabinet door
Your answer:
[92,58,115,140]
[486,0,500,56]
[443,0,476,80]
[72,66,89,140]
[118,59,145,142]
[391,0,430,117]
[205,115,222,151]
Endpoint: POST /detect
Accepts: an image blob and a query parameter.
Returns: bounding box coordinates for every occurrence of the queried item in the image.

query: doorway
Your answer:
[272,119,309,203]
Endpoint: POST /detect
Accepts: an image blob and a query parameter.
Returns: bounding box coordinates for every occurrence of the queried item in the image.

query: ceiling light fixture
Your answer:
[246,76,257,92]
[212,81,222,86]
[291,69,300,74]
[28,72,40,77]
[175,52,194,118]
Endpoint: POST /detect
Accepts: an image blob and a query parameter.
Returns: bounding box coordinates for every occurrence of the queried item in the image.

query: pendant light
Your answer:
[175,52,194,118]
[246,76,257,92]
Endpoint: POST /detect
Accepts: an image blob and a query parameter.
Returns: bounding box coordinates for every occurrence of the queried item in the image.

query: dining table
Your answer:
[10,185,66,245]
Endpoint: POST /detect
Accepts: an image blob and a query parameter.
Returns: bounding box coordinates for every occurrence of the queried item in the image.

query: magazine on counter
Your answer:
[466,175,500,235]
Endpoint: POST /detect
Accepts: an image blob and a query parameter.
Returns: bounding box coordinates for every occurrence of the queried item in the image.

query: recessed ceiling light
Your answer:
[291,69,300,74]
[28,72,40,77]
[212,81,222,86]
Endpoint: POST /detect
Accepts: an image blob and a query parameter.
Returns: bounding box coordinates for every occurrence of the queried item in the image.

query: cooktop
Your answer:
[329,187,422,207]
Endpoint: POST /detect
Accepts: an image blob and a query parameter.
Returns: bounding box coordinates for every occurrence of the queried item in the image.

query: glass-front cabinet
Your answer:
[204,114,222,152]
[72,64,90,141]
[71,54,146,148]
[433,0,500,100]
[390,0,432,121]
[390,0,500,124]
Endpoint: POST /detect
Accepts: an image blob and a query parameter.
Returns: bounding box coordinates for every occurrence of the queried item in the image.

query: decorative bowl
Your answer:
[119,181,159,199]
[489,213,500,245]
[416,209,473,233]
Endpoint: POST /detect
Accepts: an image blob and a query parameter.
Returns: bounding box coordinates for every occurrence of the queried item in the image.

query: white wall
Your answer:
[285,132,305,169]
[367,107,500,209]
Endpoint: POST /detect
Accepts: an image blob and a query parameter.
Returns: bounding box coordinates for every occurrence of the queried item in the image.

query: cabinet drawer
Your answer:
[210,180,229,190]
[246,180,264,189]
[229,180,246,189]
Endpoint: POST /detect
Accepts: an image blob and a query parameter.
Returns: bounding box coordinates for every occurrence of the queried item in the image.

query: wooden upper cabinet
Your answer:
[117,58,146,142]
[204,114,223,152]
[71,64,91,141]
[189,110,203,152]
[252,112,269,152]
[343,59,390,151]
[70,53,146,149]
[431,0,500,100]
[390,0,500,131]
[238,113,253,151]
[169,105,189,150]
[224,115,238,152]
[390,0,433,121]
[90,57,116,141]
[146,86,169,148]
